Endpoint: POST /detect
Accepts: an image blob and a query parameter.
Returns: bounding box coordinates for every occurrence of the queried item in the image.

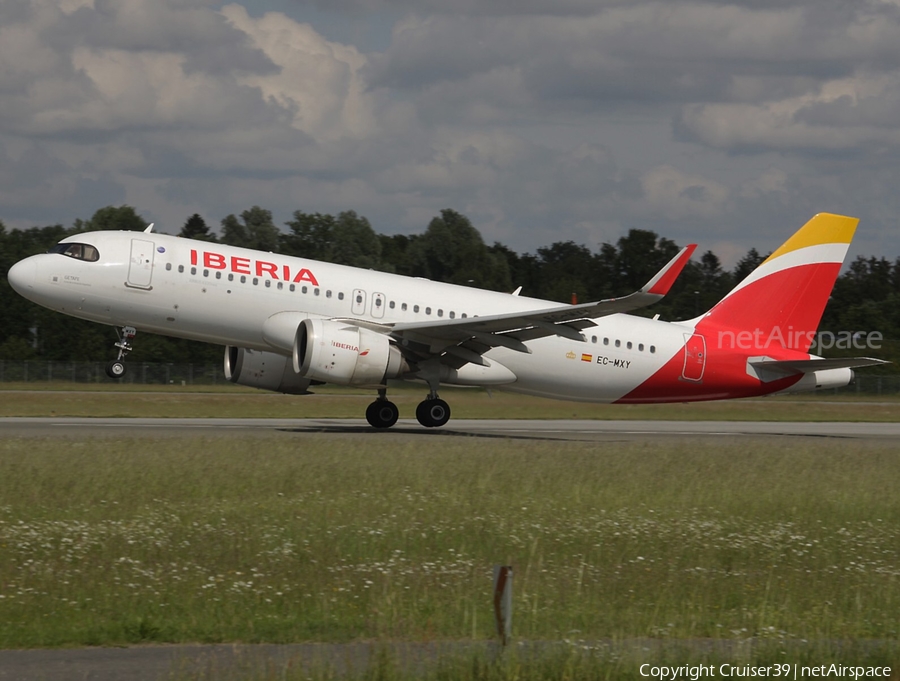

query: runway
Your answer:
[2,416,898,441]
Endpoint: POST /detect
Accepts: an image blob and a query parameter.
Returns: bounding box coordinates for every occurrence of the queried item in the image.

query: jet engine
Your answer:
[224,346,312,394]
[293,318,409,385]
[777,367,854,394]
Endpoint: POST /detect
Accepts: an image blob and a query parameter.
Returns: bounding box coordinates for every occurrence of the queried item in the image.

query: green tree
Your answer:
[330,211,382,269]
[610,229,680,293]
[81,205,147,232]
[281,211,336,260]
[179,214,217,242]
[408,209,511,291]
[533,241,598,303]
[221,206,280,251]
[378,233,418,276]
[732,247,766,283]
[0,223,75,352]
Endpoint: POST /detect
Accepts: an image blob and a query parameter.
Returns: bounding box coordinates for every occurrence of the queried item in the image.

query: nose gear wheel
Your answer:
[106,326,137,379]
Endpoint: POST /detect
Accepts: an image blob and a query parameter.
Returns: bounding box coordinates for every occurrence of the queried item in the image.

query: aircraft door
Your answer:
[681,333,706,382]
[371,292,386,319]
[351,289,366,316]
[127,239,155,289]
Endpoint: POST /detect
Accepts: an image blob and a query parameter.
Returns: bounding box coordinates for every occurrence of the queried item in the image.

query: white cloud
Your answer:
[222,3,377,142]
[2,0,900,263]
[639,165,729,220]
[679,72,900,152]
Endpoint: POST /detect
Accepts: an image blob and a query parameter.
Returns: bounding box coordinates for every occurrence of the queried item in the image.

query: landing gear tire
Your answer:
[105,360,126,379]
[416,398,451,428]
[366,400,399,429]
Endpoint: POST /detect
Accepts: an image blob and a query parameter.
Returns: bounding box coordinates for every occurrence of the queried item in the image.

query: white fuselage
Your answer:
[12,231,693,403]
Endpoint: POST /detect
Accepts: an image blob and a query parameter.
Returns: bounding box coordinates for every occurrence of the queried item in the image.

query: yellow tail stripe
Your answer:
[762,213,858,264]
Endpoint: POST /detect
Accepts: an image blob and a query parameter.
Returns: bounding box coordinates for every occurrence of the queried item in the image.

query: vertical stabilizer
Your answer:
[701,213,856,353]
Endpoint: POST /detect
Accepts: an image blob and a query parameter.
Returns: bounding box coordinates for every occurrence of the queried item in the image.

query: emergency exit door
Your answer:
[681,333,706,382]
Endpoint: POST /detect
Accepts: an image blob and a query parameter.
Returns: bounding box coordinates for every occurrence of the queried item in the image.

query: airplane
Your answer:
[6,212,886,428]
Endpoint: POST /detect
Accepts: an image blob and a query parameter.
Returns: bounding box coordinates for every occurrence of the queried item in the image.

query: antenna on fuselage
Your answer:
[144,223,155,233]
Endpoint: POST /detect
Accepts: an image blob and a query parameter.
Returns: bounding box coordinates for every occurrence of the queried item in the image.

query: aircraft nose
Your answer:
[7,257,37,295]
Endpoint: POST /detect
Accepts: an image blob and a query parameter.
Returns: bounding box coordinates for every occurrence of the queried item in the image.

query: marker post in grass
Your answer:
[492,565,513,646]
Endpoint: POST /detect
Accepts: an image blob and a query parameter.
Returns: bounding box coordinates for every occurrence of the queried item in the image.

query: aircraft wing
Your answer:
[388,244,696,367]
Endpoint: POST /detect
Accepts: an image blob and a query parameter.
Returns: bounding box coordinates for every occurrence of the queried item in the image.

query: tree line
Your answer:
[1,205,897,371]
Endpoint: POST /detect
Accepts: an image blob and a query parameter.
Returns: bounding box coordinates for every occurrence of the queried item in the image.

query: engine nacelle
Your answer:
[293,318,409,385]
[776,367,854,394]
[224,346,312,394]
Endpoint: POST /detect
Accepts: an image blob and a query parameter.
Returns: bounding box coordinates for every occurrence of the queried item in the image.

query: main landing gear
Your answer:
[106,326,137,379]
[365,389,400,429]
[364,388,452,429]
[416,395,451,428]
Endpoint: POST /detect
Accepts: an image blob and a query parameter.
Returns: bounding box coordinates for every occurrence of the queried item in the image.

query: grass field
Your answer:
[2,383,900,420]
[1,434,898,671]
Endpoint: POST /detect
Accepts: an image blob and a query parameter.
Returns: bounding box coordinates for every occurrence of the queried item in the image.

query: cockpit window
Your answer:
[49,243,99,262]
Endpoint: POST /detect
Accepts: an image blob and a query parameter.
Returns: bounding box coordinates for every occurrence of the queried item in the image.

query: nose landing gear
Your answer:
[106,326,137,379]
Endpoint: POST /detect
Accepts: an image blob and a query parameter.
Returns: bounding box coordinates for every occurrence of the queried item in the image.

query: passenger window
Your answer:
[627,341,632,350]
[326,290,332,298]
[314,288,320,296]
[425,307,432,315]
[302,286,308,294]
[603,338,609,345]
[191,267,197,275]
[437,309,443,317]
[402,303,408,311]
[228,273,234,281]
[252,277,258,285]
[650,345,656,353]
[449,311,455,319]
[203,270,209,277]
[414,305,420,313]
[277,282,283,290]
[615,340,621,348]
[166,263,172,271]
[639,343,644,351]
[338,292,344,300]
[591,335,597,343]
[265,280,271,288]
[389,301,395,309]
[240,275,246,283]
[215,271,221,280]
[290,284,296,292]
[178,265,184,273]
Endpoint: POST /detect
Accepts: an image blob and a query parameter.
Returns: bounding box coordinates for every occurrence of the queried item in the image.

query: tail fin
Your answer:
[702,213,857,353]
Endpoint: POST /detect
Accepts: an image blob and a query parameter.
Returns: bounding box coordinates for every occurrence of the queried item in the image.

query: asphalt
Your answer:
[2,416,899,441]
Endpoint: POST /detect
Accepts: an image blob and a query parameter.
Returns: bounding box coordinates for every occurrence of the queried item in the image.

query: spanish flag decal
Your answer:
[581,353,592,362]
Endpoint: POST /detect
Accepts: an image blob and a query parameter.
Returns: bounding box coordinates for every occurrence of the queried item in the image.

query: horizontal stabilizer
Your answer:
[749,357,889,376]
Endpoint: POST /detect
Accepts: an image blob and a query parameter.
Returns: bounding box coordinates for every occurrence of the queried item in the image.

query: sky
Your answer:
[2,0,900,266]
